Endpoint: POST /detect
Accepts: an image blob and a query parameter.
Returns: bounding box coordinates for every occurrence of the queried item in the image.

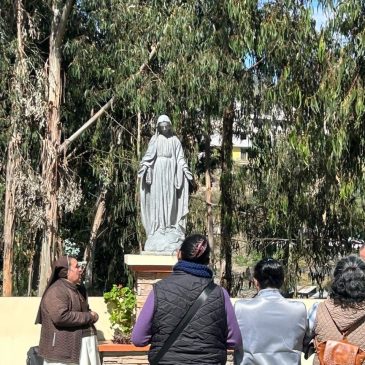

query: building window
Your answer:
[240,148,248,163]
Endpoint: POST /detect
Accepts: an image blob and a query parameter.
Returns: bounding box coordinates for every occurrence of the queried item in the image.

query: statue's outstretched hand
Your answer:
[183,168,193,180]
[138,165,147,177]
[139,165,152,184]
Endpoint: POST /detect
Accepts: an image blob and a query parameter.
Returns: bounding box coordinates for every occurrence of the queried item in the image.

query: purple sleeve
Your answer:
[131,290,155,346]
[222,288,242,349]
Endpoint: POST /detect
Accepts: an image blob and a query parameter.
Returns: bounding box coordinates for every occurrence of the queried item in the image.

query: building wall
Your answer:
[232,146,249,164]
[232,146,241,161]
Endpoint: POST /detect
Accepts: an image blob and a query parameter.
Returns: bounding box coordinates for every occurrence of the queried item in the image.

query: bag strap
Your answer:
[323,304,364,338]
[150,281,216,365]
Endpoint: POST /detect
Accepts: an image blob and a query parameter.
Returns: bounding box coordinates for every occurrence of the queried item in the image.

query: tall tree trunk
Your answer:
[2,0,25,296]
[38,0,74,295]
[27,231,37,296]
[136,111,143,252]
[204,119,214,267]
[220,103,234,293]
[3,133,20,296]
[83,188,107,290]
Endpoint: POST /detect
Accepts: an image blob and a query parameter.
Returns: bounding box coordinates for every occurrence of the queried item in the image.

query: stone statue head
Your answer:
[156,114,173,138]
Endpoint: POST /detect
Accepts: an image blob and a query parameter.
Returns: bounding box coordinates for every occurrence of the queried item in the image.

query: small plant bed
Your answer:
[103,284,137,344]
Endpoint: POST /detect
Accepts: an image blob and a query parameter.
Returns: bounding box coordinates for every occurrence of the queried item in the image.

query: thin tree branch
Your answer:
[55,0,75,48]
[139,43,159,74]
[243,45,277,73]
[190,194,219,207]
[58,97,114,154]
[58,43,161,154]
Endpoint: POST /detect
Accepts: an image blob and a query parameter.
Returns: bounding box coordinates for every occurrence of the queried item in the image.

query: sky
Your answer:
[242,1,330,69]
[311,1,328,30]
[311,0,336,30]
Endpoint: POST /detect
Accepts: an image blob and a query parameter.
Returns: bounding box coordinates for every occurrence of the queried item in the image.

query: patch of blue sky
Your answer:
[242,0,333,70]
[311,0,331,30]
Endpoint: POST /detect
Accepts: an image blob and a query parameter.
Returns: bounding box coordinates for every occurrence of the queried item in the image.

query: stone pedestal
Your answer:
[124,254,177,315]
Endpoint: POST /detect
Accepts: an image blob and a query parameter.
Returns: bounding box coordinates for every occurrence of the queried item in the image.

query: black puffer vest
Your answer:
[148,270,228,365]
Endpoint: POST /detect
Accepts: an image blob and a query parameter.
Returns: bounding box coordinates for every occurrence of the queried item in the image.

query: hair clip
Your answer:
[194,239,208,258]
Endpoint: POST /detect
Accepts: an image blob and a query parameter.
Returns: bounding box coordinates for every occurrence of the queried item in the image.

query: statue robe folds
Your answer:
[139,133,191,253]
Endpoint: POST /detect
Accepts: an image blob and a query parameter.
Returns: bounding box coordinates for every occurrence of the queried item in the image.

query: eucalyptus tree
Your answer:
[4,0,362,296]
[236,0,365,291]
[61,1,247,290]
[3,0,26,296]
[1,0,52,295]
[0,1,15,294]
[0,0,114,295]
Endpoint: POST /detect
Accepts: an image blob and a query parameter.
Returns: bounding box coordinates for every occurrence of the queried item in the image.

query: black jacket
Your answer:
[148,271,228,365]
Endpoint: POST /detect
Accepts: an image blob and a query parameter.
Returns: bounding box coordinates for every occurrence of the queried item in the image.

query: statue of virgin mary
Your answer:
[138,115,192,253]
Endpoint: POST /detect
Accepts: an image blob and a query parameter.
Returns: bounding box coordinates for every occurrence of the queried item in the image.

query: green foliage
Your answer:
[103,285,136,342]
[234,0,365,291]
[234,250,261,268]
[2,0,365,295]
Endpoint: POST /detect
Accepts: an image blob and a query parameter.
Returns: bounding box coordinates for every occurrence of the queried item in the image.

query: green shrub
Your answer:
[103,285,136,343]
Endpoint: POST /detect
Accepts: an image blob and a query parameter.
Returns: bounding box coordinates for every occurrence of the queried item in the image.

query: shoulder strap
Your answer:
[150,281,216,365]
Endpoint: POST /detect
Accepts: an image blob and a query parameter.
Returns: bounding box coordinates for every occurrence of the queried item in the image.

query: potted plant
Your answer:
[103,284,136,344]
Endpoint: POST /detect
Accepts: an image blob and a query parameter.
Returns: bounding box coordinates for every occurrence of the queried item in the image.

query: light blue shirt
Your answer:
[234,288,308,365]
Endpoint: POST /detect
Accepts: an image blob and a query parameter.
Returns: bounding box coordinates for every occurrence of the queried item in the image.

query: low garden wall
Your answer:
[0,297,111,365]
[0,297,317,365]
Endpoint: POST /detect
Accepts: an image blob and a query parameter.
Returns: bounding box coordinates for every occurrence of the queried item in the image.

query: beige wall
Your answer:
[1,297,318,365]
[0,297,112,365]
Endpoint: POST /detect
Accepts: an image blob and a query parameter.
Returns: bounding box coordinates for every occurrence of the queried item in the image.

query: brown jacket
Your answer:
[38,278,95,363]
[313,299,365,365]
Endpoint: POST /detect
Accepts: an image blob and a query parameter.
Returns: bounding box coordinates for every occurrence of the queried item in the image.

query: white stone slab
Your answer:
[124,254,177,267]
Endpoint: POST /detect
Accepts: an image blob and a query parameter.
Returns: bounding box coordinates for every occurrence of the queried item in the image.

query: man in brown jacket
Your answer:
[35,256,100,365]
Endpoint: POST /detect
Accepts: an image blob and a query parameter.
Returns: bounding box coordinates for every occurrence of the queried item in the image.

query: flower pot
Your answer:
[98,341,150,352]
[98,342,150,365]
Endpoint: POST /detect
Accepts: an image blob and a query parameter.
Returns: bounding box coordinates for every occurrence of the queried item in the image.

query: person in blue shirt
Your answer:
[234,258,307,365]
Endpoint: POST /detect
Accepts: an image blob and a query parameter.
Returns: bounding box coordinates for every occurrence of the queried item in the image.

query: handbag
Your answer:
[150,281,216,365]
[315,338,365,365]
[315,306,365,365]
[26,346,43,365]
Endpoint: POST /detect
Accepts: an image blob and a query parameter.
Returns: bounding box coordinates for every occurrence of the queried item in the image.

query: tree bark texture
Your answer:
[204,122,214,266]
[83,189,107,290]
[38,0,74,295]
[2,0,24,296]
[220,104,234,293]
[136,111,143,253]
[3,133,20,296]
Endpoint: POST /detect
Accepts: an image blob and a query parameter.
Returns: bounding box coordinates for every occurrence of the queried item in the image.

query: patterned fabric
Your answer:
[43,335,100,365]
[35,256,69,324]
[149,271,227,365]
[313,299,365,365]
[173,260,213,278]
[38,279,96,363]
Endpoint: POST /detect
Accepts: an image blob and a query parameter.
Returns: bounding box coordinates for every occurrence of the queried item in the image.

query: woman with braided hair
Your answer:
[132,234,241,365]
